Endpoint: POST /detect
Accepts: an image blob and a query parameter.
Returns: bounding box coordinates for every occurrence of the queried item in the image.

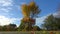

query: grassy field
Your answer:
[0,31,60,34]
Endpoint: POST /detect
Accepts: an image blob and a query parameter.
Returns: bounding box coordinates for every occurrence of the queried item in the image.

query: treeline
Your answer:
[0,24,42,31]
[0,24,18,31]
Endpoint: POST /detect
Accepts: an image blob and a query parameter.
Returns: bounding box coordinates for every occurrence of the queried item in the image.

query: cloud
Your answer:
[53,11,60,18]
[36,16,47,26]
[0,8,9,12]
[0,15,22,27]
[0,0,13,6]
[0,0,14,12]
[0,16,10,26]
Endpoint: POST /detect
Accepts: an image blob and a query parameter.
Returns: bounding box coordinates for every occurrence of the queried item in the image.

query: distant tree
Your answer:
[2,25,8,31]
[8,24,17,31]
[42,14,60,30]
[1,24,17,31]
[43,15,55,30]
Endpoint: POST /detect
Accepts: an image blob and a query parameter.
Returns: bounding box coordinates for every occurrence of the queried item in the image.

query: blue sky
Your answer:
[0,0,60,27]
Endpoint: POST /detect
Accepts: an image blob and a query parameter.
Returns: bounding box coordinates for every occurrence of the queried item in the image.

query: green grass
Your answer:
[0,31,60,34]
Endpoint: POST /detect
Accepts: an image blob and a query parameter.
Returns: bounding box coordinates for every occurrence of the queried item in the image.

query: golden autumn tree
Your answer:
[22,2,40,18]
[18,1,41,31]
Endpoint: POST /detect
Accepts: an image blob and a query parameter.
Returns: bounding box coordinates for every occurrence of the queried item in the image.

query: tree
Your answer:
[0,26,3,31]
[42,14,60,30]
[32,26,41,31]
[2,24,17,31]
[18,1,41,31]
[2,25,7,31]
[8,24,17,31]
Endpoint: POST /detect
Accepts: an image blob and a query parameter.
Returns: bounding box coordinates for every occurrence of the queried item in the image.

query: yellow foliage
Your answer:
[21,2,40,18]
[21,4,30,17]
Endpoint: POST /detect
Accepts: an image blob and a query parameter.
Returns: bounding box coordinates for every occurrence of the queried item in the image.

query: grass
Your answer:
[0,31,60,34]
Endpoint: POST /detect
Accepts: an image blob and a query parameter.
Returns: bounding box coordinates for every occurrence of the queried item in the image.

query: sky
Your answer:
[0,0,60,27]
